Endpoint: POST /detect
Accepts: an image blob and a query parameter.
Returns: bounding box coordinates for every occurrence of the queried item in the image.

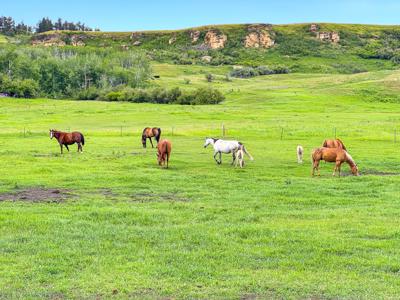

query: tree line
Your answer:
[0,16,99,36]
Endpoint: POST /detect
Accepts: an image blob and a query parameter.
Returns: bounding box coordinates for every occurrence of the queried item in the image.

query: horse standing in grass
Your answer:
[142,127,161,148]
[204,138,253,165]
[297,145,304,164]
[157,139,172,168]
[311,147,359,177]
[50,129,85,154]
[323,138,347,150]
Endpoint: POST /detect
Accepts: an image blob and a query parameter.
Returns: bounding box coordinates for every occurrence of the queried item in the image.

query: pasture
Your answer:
[1,65,400,299]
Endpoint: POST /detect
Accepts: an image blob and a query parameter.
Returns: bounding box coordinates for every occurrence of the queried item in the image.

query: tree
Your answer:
[37,17,54,33]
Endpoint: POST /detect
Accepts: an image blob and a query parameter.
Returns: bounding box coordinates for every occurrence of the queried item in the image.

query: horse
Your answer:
[204,138,253,165]
[50,129,85,154]
[311,147,359,177]
[234,144,245,168]
[322,138,347,150]
[297,145,304,164]
[157,139,172,168]
[142,127,161,148]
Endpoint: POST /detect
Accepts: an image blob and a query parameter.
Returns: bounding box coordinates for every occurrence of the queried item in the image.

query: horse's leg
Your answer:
[60,144,63,154]
[166,152,169,168]
[77,143,81,152]
[149,137,154,148]
[231,151,236,165]
[213,151,219,164]
[219,152,222,164]
[65,145,70,152]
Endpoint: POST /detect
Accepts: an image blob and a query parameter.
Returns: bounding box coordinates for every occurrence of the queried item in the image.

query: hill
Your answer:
[29,23,400,73]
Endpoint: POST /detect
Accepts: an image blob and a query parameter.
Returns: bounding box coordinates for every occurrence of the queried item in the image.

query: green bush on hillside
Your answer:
[229,65,289,78]
[96,86,224,105]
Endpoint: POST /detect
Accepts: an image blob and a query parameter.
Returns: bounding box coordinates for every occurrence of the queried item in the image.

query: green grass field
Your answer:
[1,65,400,299]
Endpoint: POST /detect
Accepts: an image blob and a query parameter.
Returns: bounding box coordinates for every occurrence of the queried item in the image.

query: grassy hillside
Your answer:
[1,65,400,298]
[28,23,400,73]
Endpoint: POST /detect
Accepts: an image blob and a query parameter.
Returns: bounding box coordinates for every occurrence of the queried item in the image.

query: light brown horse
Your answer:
[50,129,85,154]
[157,139,171,168]
[142,127,161,148]
[322,138,347,150]
[312,147,359,177]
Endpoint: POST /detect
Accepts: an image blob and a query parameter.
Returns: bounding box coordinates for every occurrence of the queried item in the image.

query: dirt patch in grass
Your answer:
[0,188,73,203]
[130,192,190,203]
[361,169,400,176]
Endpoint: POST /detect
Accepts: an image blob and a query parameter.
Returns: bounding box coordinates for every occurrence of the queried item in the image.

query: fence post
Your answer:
[23,127,26,138]
[171,126,174,136]
[120,126,123,137]
[334,127,337,139]
[280,127,284,140]
[222,124,225,137]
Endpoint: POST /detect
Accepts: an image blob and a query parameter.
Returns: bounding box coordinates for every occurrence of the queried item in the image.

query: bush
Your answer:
[205,73,214,82]
[0,76,39,98]
[98,86,224,105]
[229,65,290,78]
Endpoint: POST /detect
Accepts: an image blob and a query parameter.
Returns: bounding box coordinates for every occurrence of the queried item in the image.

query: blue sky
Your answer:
[3,0,400,31]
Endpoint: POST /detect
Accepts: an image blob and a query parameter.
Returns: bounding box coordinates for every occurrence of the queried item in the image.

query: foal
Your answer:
[311,147,359,177]
[297,145,304,164]
[50,129,85,154]
[157,139,172,168]
[234,144,245,168]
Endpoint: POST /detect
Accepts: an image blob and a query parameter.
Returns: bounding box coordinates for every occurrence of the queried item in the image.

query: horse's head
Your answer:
[203,138,214,148]
[49,129,55,139]
[141,135,147,148]
[351,164,360,176]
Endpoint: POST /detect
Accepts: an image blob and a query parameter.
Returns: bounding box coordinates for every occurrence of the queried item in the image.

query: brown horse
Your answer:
[142,127,161,148]
[50,129,85,154]
[312,147,359,177]
[322,138,347,150]
[157,139,172,168]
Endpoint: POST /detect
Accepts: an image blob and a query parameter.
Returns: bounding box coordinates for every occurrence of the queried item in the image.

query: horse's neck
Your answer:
[345,154,355,167]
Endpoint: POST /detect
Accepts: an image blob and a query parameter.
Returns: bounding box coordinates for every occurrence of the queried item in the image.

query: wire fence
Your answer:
[6,124,400,145]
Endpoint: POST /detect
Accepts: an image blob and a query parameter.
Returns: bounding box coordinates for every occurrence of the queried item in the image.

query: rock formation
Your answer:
[317,31,340,43]
[190,30,201,43]
[244,25,275,48]
[204,30,227,49]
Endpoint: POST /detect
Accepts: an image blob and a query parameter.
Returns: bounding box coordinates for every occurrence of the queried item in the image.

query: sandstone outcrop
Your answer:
[204,30,227,49]
[244,25,274,48]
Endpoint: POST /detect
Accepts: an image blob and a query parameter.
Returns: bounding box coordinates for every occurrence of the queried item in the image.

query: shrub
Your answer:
[0,76,39,98]
[229,65,290,78]
[205,73,214,82]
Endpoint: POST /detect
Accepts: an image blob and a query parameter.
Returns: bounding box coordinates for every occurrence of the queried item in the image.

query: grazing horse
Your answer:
[311,147,359,177]
[204,138,253,165]
[142,127,161,148]
[157,139,172,168]
[297,145,304,164]
[50,129,85,154]
[323,138,347,150]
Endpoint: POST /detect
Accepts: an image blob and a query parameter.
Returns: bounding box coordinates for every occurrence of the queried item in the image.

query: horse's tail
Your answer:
[80,133,85,145]
[336,138,347,151]
[242,145,254,161]
[156,128,161,143]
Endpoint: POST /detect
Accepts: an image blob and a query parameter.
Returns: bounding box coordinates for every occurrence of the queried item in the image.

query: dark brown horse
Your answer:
[157,139,172,168]
[142,127,161,148]
[322,138,347,150]
[50,129,85,154]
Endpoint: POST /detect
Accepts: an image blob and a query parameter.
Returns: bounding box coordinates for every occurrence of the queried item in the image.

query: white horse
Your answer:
[203,138,253,165]
[297,145,304,164]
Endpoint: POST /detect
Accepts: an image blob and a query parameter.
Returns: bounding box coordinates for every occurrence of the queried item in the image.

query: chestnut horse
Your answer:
[157,139,172,168]
[50,129,85,154]
[312,147,359,177]
[142,127,161,148]
[322,138,347,150]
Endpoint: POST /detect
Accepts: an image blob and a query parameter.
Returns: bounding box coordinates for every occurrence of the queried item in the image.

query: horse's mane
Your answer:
[345,152,356,166]
[336,138,347,150]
